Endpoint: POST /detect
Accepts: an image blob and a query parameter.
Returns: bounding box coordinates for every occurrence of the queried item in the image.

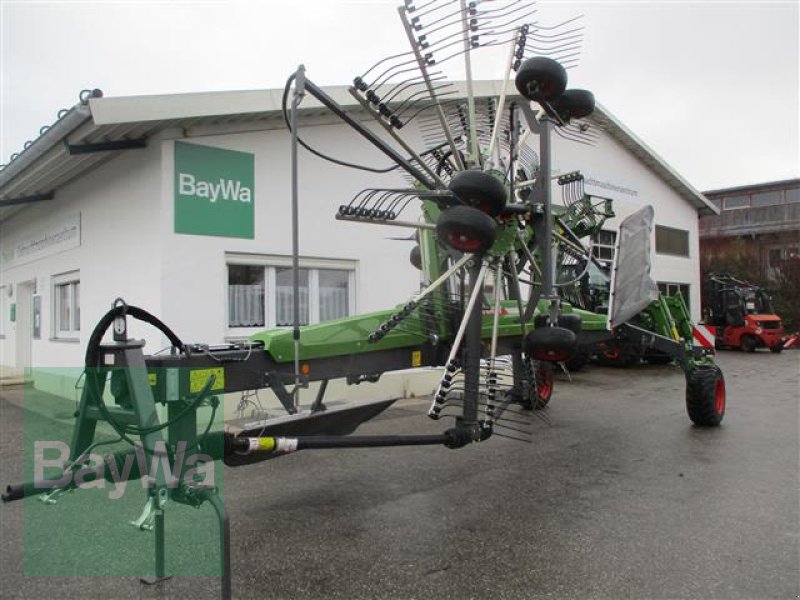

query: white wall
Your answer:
[0,143,165,377]
[158,120,422,345]
[549,127,702,319]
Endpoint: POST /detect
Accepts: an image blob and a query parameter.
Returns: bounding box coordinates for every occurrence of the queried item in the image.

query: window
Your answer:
[723,195,749,209]
[275,267,309,327]
[226,258,355,331]
[750,190,782,207]
[657,282,690,308]
[591,230,616,265]
[228,265,265,327]
[785,188,799,204]
[766,245,799,281]
[318,269,350,322]
[655,226,689,257]
[53,273,80,338]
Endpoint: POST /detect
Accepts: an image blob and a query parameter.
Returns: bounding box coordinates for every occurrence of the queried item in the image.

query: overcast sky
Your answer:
[1,0,797,192]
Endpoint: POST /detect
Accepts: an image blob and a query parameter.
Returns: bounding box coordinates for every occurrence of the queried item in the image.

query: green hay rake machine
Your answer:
[2,1,726,597]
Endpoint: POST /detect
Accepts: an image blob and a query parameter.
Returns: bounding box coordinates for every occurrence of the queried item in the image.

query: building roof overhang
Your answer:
[1,81,718,222]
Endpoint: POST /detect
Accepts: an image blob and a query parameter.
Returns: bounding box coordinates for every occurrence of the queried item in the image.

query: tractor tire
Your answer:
[769,345,783,354]
[448,170,507,217]
[740,335,757,353]
[436,205,497,254]
[514,57,568,103]
[685,364,725,427]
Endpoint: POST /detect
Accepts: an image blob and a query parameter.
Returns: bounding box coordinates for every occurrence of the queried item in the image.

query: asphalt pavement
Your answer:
[1,350,798,599]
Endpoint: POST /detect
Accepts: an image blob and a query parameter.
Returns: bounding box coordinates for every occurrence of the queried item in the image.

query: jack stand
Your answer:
[130,496,157,531]
[140,510,172,586]
[201,489,232,600]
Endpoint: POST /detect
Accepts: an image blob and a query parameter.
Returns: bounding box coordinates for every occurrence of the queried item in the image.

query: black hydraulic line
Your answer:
[301,78,436,190]
[82,302,186,445]
[226,433,450,455]
[86,304,184,368]
[297,434,450,449]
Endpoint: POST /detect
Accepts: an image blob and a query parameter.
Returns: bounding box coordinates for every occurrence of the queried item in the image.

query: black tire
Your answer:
[532,313,582,334]
[512,359,554,410]
[532,361,554,409]
[558,313,582,334]
[769,345,783,354]
[436,205,497,254]
[740,335,757,353]
[553,89,595,121]
[644,351,672,365]
[685,364,725,426]
[448,170,507,217]
[565,350,590,372]
[410,245,422,270]
[515,57,567,103]
[524,326,577,362]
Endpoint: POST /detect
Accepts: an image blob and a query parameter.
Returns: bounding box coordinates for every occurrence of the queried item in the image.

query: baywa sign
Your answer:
[174,141,255,239]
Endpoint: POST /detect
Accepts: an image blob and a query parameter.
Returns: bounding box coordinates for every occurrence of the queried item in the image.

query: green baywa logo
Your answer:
[178,173,252,203]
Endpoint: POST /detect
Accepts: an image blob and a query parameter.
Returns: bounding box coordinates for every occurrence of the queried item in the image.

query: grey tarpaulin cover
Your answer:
[608,205,660,329]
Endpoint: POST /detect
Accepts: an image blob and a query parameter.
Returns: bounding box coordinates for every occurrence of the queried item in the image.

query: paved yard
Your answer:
[1,350,798,599]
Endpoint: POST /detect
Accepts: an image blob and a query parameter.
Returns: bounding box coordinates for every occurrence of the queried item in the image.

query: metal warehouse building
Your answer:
[0,81,717,406]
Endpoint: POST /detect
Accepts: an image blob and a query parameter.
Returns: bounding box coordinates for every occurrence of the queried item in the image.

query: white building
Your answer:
[0,81,718,400]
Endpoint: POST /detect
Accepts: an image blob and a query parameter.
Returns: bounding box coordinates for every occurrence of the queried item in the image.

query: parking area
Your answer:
[1,350,798,599]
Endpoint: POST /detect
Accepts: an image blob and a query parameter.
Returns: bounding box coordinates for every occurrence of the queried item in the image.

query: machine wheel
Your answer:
[740,335,757,353]
[769,345,783,354]
[514,359,554,410]
[553,89,595,121]
[448,170,507,217]
[685,364,725,426]
[409,245,422,270]
[436,205,497,253]
[514,56,567,103]
[532,361,554,409]
[525,326,577,362]
[565,350,590,372]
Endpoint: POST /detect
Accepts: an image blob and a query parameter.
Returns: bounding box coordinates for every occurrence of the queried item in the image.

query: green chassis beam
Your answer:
[250,299,608,364]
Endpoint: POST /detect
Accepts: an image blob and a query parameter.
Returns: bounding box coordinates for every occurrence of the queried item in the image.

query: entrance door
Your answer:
[15,281,33,380]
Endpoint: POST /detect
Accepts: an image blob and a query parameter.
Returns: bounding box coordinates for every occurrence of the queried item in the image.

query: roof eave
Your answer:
[593,102,720,216]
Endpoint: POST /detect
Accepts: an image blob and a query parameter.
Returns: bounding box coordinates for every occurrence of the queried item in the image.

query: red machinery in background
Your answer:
[702,273,787,353]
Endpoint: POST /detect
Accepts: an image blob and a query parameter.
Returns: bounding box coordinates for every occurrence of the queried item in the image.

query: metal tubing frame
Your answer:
[397,5,466,172]
[347,88,446,187]
[303,77,436,189]
[291,66,305,413]
[461,260,485,428]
